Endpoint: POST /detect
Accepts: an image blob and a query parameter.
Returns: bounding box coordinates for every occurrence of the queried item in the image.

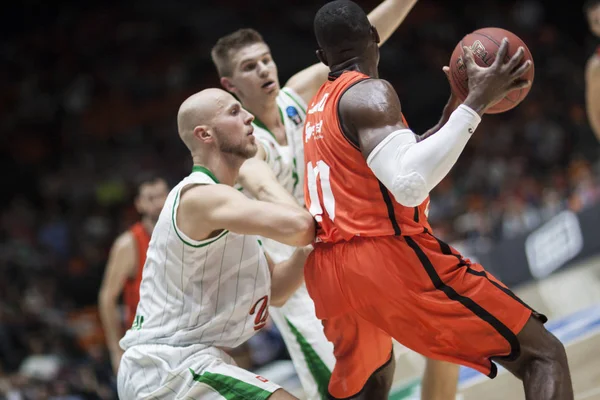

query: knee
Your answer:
[521,333,568,376]
[544,333,568,365]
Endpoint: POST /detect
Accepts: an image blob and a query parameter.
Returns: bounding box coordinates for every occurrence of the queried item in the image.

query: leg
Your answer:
[495,316,573,400]
[346,351,395,400]
[321,313,394,399]
[344,234,572,400]
[269,284,335,400]
[303,243,395,400]
[269,389,299,399]
[420,358,459,400]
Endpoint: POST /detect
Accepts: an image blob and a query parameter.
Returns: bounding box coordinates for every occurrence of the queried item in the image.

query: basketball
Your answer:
[448,27,534,114]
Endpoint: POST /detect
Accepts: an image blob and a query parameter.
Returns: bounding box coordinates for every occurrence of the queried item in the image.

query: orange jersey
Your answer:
[122,222,150,329]
[303,70,432,243]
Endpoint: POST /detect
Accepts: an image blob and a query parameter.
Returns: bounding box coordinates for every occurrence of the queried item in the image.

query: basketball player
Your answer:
[211,2,461,399]
[585,0,600,141]
[98,173,168,373]
[302,1,574,399]
[117,88,315,399]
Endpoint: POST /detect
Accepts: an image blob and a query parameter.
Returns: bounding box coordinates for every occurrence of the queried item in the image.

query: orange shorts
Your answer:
[305,233,546,399]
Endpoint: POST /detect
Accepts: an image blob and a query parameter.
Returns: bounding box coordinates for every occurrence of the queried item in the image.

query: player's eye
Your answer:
[243,63,256,71]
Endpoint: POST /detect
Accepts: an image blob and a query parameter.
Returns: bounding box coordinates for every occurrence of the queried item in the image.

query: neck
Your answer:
[330,57,378,78]
[191,152,244,187]
[241,94,282,131]
[140,216,156,234]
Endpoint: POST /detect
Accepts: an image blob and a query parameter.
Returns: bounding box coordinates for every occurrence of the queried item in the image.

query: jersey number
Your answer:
[249,295,269,331]
[306,160,336,222]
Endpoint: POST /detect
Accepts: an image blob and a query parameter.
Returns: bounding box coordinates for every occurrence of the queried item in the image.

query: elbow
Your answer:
[390,173,429,208]
[269,293,287,308]
[98,289,116,310]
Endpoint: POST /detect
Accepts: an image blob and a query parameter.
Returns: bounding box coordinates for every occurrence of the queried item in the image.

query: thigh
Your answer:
[120,345,281,400]
[359,233,546,379]
[186,349,282,400]
[323,311,393,399]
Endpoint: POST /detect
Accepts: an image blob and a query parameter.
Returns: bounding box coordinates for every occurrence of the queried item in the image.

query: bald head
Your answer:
[177,88,234,151]
[176,88,257,161]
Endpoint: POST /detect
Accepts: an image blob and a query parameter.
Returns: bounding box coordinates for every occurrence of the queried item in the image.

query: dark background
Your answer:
[1,1,598,398]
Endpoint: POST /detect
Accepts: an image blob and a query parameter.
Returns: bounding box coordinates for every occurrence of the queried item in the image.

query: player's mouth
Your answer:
[261,80,276,92]
[247,126,254,136]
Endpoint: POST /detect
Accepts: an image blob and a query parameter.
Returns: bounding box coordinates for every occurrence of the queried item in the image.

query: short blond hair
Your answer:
[211,29,266,77]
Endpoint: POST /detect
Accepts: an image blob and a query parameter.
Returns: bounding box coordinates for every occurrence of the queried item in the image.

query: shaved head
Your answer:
[176,88,257,160]
[177,88,231,151]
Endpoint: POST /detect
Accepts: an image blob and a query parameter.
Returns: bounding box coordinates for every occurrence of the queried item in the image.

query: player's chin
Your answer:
[245,142,258,158]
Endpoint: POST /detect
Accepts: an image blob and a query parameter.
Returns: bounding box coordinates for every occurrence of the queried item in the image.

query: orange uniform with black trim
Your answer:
[122,222,150,329]
[303,70,545,399]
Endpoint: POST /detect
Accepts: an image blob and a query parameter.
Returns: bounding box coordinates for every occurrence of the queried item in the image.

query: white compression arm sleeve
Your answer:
[366,104,481,207]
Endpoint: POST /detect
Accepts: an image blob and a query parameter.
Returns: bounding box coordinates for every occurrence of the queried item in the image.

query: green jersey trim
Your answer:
[281,87,307,114]
[189,369,273,400]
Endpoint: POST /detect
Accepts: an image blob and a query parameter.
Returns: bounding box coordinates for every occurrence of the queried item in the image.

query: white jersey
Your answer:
[246,87,308,263]
[253,87,307,205]
[120,166,271,351]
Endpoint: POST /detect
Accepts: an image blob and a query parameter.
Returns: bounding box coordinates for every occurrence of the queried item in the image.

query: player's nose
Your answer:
[245,110,254,124]
[257,62,269,77]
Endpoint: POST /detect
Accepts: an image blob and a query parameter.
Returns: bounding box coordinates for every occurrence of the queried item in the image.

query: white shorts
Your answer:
[118,344,281,399]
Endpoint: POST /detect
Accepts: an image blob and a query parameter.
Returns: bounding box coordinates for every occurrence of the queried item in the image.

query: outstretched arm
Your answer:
[586,54,600,141]
[285,0,419,104]
[177,184,315,247]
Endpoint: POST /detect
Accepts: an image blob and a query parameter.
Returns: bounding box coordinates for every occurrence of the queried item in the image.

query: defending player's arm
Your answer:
[341,42,531,207]
[265,246,313,307]
[98,233,137,373]
[237,146,299,208]
[178,184,315,246]
[585,54,600,141]
[285,0,419,104]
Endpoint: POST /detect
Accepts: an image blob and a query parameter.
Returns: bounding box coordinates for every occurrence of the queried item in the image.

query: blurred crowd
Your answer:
[1,0,599,398]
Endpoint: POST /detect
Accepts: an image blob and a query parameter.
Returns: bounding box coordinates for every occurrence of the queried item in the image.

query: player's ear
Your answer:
[371,25,380,45]
[194,125,213,143]
[220,77,237,94]
[316,49,329,66]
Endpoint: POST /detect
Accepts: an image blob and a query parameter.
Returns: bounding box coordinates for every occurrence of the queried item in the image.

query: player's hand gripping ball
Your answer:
[448,27,534,114]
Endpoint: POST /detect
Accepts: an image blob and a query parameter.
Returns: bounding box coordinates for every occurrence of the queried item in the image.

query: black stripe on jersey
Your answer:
[336,78,371,151]
[413,206,419,223]
[404,236,521,377]
[432,235,548,323]
[377,181,401,236]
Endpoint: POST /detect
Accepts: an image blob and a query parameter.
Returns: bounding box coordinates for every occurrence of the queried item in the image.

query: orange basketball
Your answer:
[448,27,534,114]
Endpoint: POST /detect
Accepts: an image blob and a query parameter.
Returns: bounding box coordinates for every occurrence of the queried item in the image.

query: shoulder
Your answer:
[179,184,243,213]
[111,231,136,255]
[280,87,308,110]
[339,78,402,125]
[586,54,600,81]
[341,78,399,109]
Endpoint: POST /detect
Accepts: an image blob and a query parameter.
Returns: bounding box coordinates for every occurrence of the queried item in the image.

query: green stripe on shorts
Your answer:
[286,318,332,399]
[190,369,273,400]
